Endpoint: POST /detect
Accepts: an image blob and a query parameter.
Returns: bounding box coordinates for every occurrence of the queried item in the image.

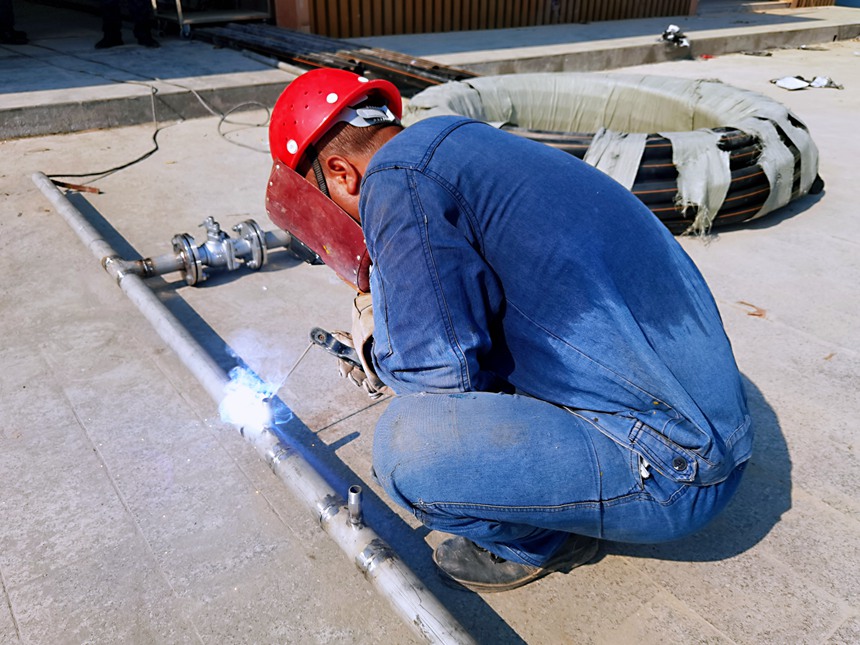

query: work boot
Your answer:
[432,533,599,593]
[0,29,28,45]
[134,22,159,48]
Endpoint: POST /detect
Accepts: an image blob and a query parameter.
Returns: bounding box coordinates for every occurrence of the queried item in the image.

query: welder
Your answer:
[267,68,752,593]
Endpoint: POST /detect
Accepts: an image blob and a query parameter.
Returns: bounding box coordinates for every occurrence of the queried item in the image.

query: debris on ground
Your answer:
[661,24,690,48]
[742,50,773,57]
[737,301,767,318]
[771,75,844,91]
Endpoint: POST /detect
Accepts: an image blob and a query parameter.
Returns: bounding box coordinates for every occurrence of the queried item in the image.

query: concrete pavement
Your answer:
[2,2,860,644]
[353,4,860,74]
[0,1,295,139]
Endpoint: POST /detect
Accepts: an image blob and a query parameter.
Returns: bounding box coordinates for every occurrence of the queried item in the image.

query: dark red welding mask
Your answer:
[266,69,402,293]
[266,162,371,292]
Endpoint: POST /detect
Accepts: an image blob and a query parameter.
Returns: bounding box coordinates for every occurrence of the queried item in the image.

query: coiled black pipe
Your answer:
[503,124,822,233]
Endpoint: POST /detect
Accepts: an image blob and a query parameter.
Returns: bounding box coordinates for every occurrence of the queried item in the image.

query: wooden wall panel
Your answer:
[300,0,698,37]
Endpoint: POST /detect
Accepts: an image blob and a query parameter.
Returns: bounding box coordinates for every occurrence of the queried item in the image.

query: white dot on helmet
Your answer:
[326,93,338,104]
[286,139,298,154]
[358,77,369,83]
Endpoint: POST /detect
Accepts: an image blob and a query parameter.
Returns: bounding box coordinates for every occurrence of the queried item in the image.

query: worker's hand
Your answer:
[331,293,391,399]
[351,292,392,398]
[328,330,385,399]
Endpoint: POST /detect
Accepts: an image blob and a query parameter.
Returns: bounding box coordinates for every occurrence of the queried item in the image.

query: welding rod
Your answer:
[32,172,475,645]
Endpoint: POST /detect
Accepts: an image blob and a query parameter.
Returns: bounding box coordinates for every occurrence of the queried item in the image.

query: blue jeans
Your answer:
[373,391,745,567]
[364,118,752,488]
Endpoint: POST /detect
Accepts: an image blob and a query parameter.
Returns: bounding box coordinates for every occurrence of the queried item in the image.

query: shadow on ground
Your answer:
[608,375,792,562]
[716,189,825,234]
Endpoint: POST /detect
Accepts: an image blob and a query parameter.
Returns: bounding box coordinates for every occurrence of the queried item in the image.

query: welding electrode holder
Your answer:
[309,327,362,368]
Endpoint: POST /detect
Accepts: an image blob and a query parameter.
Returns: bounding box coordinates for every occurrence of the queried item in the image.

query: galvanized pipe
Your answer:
[263,228,291,249]
[348,484,364,527]
[32,172,475,645]
[109,252,187,279]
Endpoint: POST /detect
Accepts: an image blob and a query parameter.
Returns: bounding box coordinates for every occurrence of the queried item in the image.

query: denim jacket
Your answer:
[360,117,752,486]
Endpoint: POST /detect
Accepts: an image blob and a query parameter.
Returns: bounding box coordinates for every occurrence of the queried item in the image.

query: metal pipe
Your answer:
[108,252,187,278]
[263,228,291,249]
[348,484,363,527]
[33,172,230,403]
[32,172,475,645]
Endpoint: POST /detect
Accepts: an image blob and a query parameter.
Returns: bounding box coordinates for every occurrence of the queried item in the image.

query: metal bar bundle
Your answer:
[196,23,475,93]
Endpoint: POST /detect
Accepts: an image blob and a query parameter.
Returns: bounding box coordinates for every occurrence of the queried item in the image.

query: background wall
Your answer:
[274,0,696,37]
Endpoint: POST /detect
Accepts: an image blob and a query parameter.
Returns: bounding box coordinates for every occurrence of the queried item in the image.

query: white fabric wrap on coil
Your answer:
[403,73,818,233]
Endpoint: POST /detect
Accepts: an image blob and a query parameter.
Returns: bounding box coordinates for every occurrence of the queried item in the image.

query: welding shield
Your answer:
[266,162,371,292]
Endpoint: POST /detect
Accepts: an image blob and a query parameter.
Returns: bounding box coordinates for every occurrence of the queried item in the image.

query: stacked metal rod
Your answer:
[197,23,476,94]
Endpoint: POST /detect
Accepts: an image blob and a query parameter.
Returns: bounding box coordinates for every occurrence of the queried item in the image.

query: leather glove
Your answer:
[331,293,391,399]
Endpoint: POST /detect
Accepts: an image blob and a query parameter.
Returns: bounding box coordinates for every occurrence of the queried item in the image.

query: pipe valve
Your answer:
[171,216,279,286]
[97,215,319,287]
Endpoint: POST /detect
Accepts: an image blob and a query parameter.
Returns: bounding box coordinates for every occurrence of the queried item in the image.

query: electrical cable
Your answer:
[10,41,273,184]
[50,83,169,184]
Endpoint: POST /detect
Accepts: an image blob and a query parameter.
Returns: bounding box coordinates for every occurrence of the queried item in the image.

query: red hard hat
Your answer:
[269,68,402,169]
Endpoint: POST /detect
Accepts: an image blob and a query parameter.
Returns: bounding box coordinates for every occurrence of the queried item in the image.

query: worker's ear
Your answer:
[324,154,361,196]
[322,154,361,222]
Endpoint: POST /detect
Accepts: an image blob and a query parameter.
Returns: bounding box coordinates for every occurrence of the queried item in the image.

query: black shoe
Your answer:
[432,533,599,593]
[95,34,124,49]
[134,21,159,48]
[0,29,28,45]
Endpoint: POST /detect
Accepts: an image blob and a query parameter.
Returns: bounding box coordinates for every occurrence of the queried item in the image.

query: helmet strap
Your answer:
[306,143,331,198]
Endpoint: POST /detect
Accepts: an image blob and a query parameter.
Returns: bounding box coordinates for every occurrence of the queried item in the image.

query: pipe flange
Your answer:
[234,219,267,270]
[171,233,203,286]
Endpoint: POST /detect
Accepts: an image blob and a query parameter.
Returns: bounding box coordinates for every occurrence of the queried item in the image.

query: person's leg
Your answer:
[0,0,14,31]
[0,0,27,44]
[96,0,124,48]
[129,0,158,47]
[373,391,745,566]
